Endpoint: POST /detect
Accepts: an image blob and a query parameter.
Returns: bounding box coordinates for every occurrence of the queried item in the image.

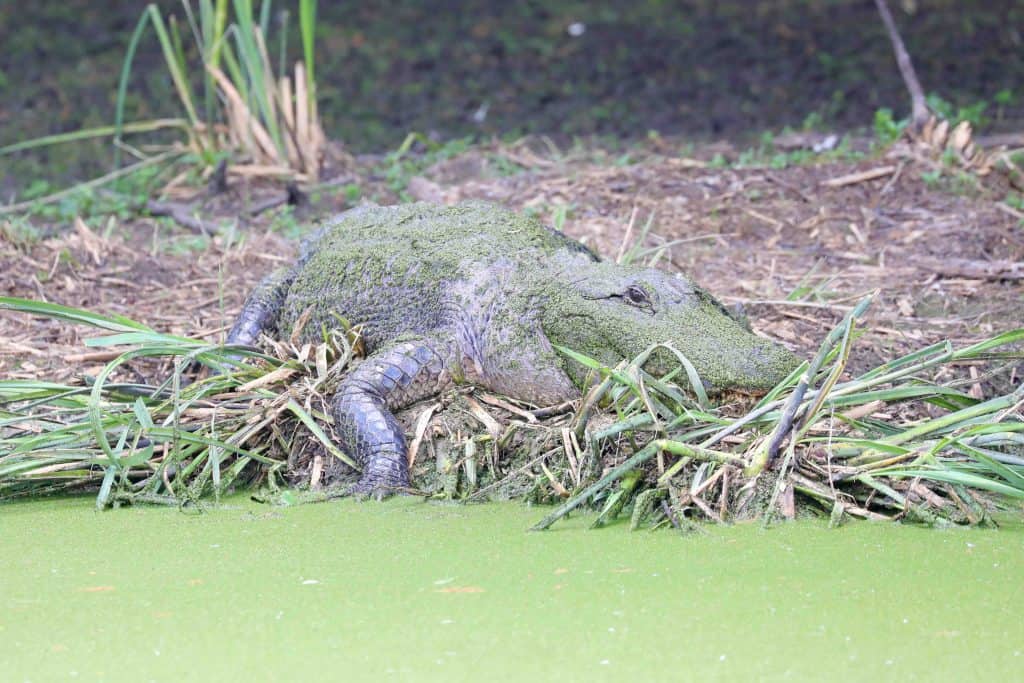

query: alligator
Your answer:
[228,201,799,495]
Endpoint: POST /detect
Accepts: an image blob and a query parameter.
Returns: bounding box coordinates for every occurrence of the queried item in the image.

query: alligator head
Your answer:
[540,261,800,393]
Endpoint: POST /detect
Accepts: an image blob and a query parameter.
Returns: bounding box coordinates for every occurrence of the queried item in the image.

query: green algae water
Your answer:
[2,498,1022,682]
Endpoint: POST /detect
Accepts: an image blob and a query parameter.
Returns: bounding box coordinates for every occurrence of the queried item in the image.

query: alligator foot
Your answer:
[332,335,453,501]
[346,458,410,500]
[347,478,406,500]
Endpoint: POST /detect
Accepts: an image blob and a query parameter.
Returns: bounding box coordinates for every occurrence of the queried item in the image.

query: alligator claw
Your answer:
[347,470,409,500]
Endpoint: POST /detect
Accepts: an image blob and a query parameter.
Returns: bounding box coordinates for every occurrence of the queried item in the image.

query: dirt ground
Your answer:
[2,138,1023,393]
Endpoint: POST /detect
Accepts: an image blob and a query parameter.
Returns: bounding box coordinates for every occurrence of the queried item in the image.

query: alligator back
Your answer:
[277,202,595,347]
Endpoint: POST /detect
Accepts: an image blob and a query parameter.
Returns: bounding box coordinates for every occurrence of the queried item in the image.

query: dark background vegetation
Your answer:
[0,0,1021,194]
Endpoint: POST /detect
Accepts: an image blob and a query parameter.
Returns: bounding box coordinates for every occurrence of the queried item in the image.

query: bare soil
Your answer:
[2,141,1023,394]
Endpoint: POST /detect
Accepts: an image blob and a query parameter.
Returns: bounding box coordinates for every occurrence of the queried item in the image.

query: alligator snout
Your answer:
[649,335,799,397]
[726,338,801,392]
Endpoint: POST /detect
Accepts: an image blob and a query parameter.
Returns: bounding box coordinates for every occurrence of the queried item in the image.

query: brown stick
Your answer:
[146,200,210,234]
[875,0,929,129]
[207,158,229,195]
[915,256,1024,281]
[64,349,126,363]
[821,165,897,188]
[246,183,306,218]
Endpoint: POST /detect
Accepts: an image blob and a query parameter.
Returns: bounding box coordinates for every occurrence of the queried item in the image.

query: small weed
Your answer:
[551,203,573,231]
[342,183,362,203]
[35,248,77,281]
[940,148,961,167]
[801,111,824,131]
[19,163,164,222]
[163,232,211,256]
[613,152,634,167]
[378,133,474,199]
[994,88,1015,123]
[769,149,813,169]
[926,92,990,129]
[873,107,907,146]
[921,169,942,188]
[736,147,759,167]
[269,205,304,240]
[0,217,43,249]
[731,132,857,170]
[920,168,982,198]
[21,179,54,201]
[488,154,527,177]
[708,153,729,169]
[947,172,981,197]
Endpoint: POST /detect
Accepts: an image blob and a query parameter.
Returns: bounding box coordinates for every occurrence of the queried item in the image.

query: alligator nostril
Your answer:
[729,303,751,331]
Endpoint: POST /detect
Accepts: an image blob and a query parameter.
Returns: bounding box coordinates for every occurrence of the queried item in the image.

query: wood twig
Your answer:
[207,158,229,195]
[821,166,897,188]
[875,0,930,129]
[246,182,306,218]
[145,199,210,234]
[916,256,1024,281]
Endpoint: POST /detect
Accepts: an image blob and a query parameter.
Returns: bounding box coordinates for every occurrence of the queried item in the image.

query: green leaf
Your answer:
[0,297,153,333]
[883,468,1024,500]
[133,398,155,430]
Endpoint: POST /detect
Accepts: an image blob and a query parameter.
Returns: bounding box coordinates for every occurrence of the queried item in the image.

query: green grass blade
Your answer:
[285,399,359,470]
[300,0,317,106]
[150,6,201,131]
[882,468,1024,500]
[210,0,230,68]
[96,466,118,509]
[0,297,154,333]
[953,328,1024,359]
[0,119,187,157]
[232,0,284,156]
[856,340,951,381]
[532,442,660,531]
[83,331,196,347]
[258,0,272,38]
[553,345,641,394]
[880,385,1024,447]
[114,7,157,168]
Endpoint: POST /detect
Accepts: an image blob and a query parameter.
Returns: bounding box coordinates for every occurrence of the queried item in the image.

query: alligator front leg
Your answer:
[332,336,456,496]
[227,267,296,346]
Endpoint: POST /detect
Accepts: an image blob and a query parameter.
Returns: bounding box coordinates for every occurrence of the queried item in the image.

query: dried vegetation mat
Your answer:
[0,288,1022,531]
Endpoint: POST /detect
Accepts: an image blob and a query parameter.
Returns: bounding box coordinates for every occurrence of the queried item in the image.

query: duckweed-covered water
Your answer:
[2,497,1022,682]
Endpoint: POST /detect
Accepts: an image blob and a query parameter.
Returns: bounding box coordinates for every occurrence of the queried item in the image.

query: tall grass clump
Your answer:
[115,0,325,179]
[0,295,356,508]
[0,0,324,197]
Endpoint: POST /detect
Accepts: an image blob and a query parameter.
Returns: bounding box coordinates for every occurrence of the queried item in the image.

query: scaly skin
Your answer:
[228,201,800,495]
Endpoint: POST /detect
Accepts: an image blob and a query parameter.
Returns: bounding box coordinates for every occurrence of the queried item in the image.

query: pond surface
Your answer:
[2,497,1022,681]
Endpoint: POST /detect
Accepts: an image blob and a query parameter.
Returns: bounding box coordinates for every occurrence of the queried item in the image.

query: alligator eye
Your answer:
[624,285,650,306]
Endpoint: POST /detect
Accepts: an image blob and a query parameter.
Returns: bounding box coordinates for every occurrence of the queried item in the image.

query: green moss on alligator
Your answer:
[228,201,800,495]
